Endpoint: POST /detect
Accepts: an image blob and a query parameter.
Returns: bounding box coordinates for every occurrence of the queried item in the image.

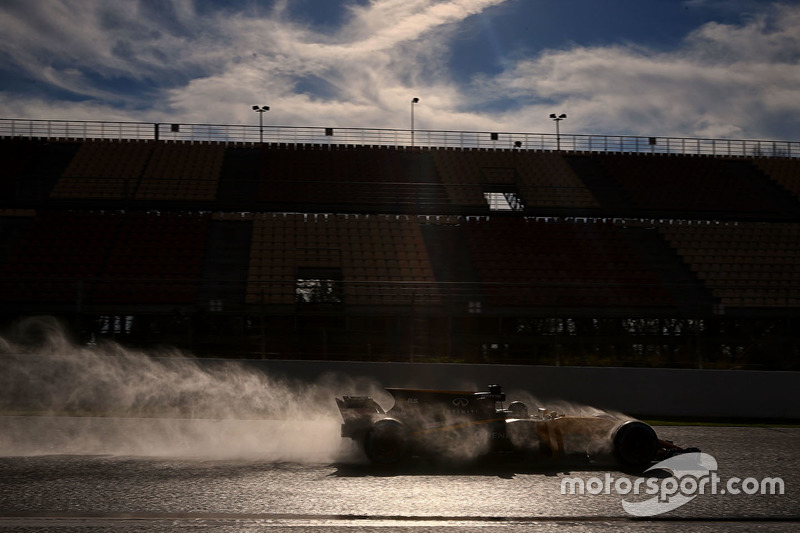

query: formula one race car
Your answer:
[336,385,697,468]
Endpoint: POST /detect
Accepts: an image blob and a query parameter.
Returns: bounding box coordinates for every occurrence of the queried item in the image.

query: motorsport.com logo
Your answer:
[561,452,785,516]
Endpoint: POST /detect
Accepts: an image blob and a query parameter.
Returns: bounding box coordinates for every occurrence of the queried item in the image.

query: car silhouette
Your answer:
[337,384,697,468]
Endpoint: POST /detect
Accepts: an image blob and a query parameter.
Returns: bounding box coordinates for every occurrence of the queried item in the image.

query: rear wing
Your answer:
[335,384,506,426]
[336,396,385,439]
[336,396,384,421]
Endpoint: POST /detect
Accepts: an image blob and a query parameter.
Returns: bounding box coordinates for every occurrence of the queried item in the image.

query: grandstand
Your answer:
[0,119,798,369]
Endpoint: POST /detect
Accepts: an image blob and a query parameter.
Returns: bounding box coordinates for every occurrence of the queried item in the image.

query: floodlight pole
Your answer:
[550,113,567,150]
[252,105,270,143]
[411,97,419,147]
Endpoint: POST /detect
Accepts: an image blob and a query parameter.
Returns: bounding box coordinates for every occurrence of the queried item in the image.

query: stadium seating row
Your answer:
[659,222,800,308]
[0,211,207,304]
[1,210,799,309]
[463,218,674,307]
[248,213,438,305]
[596,154,780,214]
[1,139,795,218]
[432,150,600,208]
[51,141,224,201]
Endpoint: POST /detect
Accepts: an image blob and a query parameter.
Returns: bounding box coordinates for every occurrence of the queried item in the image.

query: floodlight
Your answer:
[549,112,568,150]
[411,98,420,146]
[252,105,271,142]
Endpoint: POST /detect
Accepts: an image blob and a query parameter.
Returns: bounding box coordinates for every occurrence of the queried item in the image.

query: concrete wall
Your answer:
[232,360,800,420]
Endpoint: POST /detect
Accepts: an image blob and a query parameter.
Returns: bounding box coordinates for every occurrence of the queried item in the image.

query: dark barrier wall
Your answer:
[229,360,800,420]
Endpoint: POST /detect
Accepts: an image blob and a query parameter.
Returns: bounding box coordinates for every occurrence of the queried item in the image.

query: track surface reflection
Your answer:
[1,425,798,531]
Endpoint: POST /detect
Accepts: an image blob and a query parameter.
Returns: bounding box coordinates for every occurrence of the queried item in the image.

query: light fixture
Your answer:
[252,105,270,143]
[550,113,567,150]
[411,98,420,146]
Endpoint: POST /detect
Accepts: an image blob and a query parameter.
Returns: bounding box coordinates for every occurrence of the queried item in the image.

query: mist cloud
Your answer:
[0,317,383,460]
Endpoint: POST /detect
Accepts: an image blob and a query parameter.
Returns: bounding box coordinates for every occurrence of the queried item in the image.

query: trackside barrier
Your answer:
[1,118,798,158]
[230,359,800,420]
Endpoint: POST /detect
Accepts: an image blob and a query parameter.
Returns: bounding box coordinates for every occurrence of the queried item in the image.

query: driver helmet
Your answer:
[508,401,528,418]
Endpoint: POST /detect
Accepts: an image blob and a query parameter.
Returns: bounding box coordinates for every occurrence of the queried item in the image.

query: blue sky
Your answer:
[1,0,798,140]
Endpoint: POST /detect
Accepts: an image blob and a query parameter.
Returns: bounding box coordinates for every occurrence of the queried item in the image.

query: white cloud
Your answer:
[0,0,798,141]
[162,0,508,128]
[481,3,800,139]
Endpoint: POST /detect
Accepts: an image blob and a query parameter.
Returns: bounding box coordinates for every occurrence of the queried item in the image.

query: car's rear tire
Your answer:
[613,421,658,468]
[364,418,408,465]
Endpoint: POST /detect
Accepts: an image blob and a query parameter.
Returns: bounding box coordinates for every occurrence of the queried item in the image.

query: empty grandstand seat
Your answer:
[246,213,438,306]
[463,218,672,308]
[658,221,800,309]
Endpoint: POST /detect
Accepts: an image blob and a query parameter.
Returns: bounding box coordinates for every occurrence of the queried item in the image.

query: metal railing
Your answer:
[2,276,797,310]
[1,117,798,158]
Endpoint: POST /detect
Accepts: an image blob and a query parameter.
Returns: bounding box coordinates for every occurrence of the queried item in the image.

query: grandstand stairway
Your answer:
[619,225,714,314]
[196,219,253,310]
[725,160,800,220]
[12,141,79,204]
[420,223,480,284]
[563,155,634,214]
[399,151,451,214]
[419,221,481,318]
[216,147,262,209]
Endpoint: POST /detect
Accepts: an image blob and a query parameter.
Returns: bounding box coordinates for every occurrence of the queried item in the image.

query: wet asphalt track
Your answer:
[0,424,798,532]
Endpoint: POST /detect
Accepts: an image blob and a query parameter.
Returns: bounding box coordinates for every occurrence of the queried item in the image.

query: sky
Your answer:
[0,0,799,141]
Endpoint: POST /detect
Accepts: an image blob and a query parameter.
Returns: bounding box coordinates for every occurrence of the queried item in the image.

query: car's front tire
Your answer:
[613,421,658,468]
